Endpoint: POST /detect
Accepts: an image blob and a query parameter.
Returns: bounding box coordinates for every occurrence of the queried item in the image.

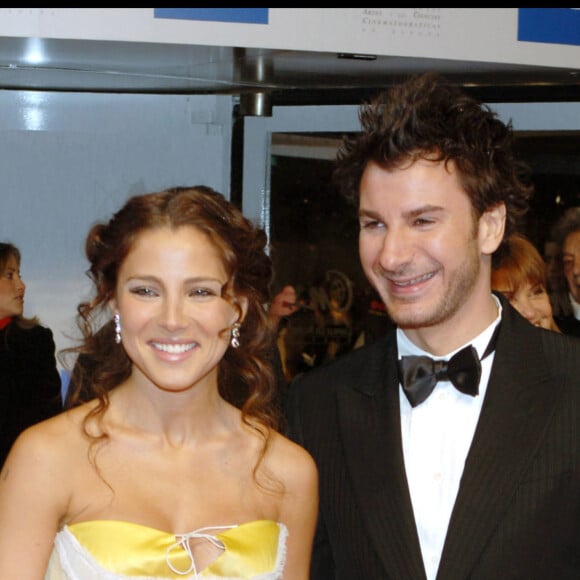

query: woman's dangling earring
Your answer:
[230,322,241,349]
[114,312,122,344]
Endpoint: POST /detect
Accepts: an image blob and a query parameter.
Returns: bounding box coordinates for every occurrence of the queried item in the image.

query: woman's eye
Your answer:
[531,285,546,297]
[131,287,157,297]
[190,287,218,298]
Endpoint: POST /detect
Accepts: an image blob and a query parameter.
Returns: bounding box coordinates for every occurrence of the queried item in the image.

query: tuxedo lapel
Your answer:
[438,302,562,579]
[337,335,427,580]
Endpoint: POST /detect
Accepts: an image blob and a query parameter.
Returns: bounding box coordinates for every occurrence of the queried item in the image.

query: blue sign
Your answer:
[154,8,269,25]
[518,8,580,47]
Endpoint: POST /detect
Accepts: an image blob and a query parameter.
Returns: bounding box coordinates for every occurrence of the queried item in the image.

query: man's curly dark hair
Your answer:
[333,72,533,252]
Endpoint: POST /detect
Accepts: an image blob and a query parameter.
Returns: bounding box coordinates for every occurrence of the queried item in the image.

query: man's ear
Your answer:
[479,202,506,255]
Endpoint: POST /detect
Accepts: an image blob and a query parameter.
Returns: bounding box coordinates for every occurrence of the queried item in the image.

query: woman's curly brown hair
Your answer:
[63,186,280,479]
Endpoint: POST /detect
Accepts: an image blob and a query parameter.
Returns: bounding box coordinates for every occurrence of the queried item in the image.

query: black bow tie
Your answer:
[398,346,481,407]
[398,326,500,408]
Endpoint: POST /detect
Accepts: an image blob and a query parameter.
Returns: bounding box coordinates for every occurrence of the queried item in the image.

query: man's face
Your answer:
[562,229,580,304]
[358,159,502,342]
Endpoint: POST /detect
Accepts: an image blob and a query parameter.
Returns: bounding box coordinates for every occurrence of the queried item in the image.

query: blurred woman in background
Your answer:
[0,242,62,469]
[491,233,561,332]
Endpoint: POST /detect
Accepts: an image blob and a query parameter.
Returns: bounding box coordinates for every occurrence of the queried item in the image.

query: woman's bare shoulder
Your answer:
[5,403,94,472]
[265,429,319,550]
[0,404,97,525]
[266,429,318,486]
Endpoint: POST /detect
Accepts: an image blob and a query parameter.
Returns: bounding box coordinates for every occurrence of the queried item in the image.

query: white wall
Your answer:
[0,91,233,362]
[2,9,578,69]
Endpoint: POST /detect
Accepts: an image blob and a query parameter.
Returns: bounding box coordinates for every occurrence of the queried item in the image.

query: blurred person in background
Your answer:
[543,230,571,325]
[268,284,298,384]
[0,242,62,470]
[492,233,561,332]
[551,207,580,337]
[543,237,565,294]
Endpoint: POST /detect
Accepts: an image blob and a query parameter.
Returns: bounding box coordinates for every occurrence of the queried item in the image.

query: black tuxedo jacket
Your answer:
[0,323,62,469]
[286,297,580,580]
[555,313,580,338]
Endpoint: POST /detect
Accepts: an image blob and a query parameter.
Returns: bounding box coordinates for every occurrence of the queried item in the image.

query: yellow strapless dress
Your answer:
[45,519,287,579]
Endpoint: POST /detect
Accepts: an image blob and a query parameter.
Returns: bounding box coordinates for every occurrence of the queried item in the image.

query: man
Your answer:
[551,207,580,337]
[286,72,580,580]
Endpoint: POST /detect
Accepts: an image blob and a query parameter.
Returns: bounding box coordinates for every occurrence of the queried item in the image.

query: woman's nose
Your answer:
[159,298,188,330]
[513,297,535,322]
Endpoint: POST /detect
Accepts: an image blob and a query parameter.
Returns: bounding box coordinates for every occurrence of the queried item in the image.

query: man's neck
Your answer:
[401,293,501,356]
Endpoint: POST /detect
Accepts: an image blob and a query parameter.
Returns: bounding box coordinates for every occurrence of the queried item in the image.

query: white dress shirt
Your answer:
[397,296,502,580]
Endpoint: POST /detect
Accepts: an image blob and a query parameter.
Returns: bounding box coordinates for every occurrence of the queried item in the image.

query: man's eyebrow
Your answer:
[405,205,445,217]
[358,208,381,219]
[358,205,445,219]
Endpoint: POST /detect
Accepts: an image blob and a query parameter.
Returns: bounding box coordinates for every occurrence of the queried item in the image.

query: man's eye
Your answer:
[413,217,434,226]
[360,220,380,229]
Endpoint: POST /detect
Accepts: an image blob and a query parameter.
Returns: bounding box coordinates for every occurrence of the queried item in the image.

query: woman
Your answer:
[0,242,62,470]
[0,186,318,579]
[491,233,561,332]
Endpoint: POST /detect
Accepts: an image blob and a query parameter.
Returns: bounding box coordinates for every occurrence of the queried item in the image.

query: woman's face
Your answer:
[112,225,244,394]
[494,275,555,330]
[0,254,25,319]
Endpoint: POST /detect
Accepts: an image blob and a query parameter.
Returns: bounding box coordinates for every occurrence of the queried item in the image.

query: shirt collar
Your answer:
[569,292,580,320]
[397,294,502,360]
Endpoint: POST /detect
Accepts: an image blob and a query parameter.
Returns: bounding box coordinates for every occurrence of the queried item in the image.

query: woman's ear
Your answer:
[236,296,249,323]
[479,202,506,255]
